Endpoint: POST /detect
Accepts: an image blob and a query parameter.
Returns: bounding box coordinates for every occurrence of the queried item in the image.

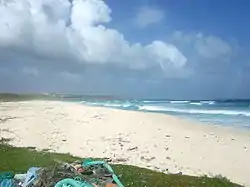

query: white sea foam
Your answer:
[200,101,216,105]
[139,105,250,117]
[190,102,202,106]
[170,100,190,104]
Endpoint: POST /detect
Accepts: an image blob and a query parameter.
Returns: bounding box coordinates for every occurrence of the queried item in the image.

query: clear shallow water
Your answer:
[78,99,250,128]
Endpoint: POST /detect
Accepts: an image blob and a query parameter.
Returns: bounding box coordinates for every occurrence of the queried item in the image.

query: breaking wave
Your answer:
[139,105,250,117]
[79,98,250,127]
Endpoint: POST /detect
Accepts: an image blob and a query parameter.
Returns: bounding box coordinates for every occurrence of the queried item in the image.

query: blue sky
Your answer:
[0,0,250,99]
[107,0,250,43]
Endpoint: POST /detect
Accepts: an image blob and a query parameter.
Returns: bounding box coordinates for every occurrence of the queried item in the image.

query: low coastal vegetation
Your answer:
[0,93,118,102]
[0,142,242,187]
[0,93,59,102]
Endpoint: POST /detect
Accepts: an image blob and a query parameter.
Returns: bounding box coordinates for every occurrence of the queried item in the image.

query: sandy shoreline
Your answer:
[1,100,250,186]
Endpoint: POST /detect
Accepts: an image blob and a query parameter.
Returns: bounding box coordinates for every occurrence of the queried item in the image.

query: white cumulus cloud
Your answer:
[135,6,165,28]
[195,35,232,59]
[172,31,233,59]
[0,0,185,75]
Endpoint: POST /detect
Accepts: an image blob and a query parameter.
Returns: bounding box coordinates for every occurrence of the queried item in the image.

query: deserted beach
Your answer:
[1,100,250,186]
[1,0,250,186]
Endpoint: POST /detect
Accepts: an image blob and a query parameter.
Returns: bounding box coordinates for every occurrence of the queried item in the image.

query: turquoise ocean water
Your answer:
[58,94,250,128]
[73,98,250,129]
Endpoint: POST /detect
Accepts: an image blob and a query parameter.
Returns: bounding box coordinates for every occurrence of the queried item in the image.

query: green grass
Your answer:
[0,144,242,187]
[0,93,58,102]
[0,93,118,102]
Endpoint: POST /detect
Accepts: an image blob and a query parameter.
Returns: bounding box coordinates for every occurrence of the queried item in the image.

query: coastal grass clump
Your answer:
[0,143,242,187]
[0,93,58,102]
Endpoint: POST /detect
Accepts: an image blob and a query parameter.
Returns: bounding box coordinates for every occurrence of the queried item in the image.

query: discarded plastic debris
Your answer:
[0,159,124,187]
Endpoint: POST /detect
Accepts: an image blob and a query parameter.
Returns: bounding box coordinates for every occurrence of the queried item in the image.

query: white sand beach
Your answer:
[1,101,250,186]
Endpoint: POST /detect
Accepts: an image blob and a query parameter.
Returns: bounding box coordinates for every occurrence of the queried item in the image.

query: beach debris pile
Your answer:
[0,159,124,187]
